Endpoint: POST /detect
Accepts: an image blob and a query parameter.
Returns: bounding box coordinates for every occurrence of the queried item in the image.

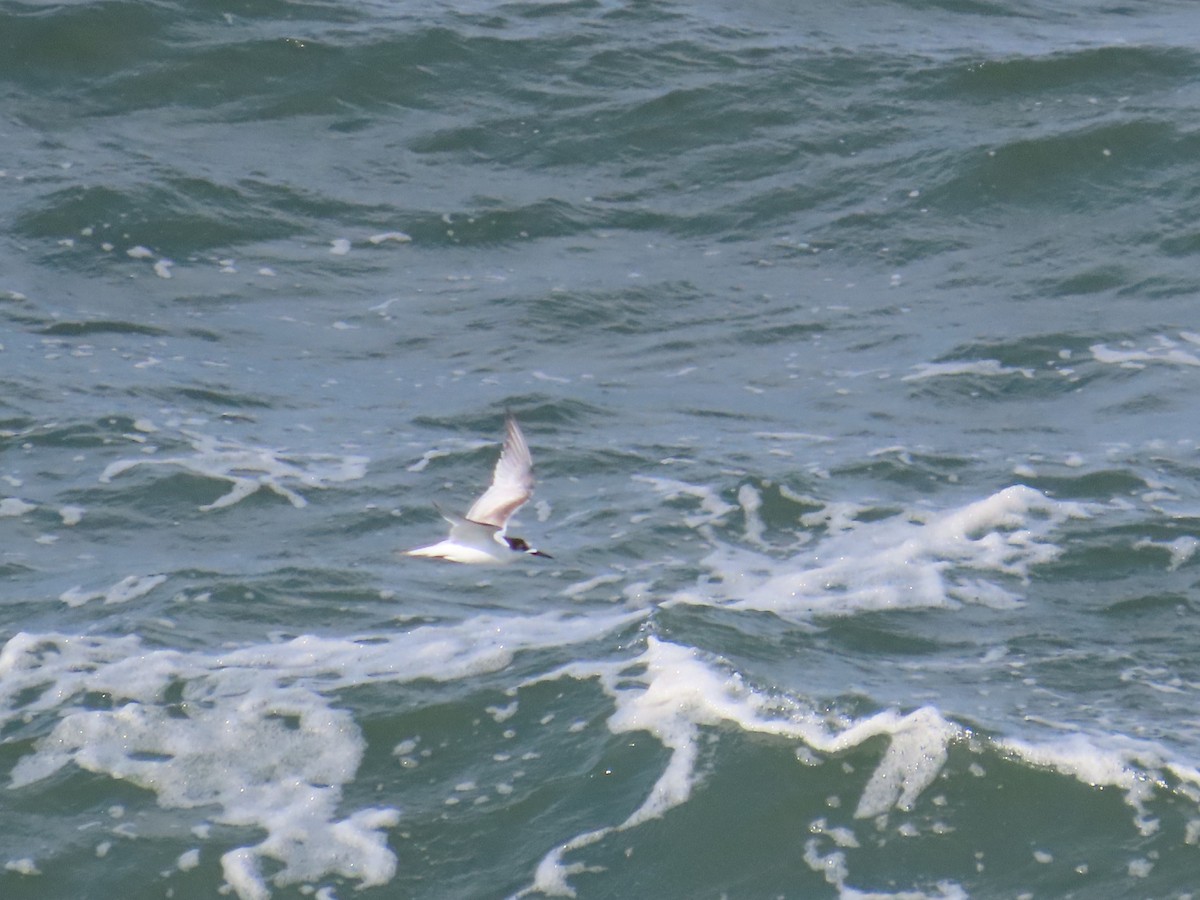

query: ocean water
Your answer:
[3,0,1200,897]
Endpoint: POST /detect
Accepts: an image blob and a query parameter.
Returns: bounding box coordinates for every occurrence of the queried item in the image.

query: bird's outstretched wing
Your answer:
[435,503,501,543]
[466,414,534,529]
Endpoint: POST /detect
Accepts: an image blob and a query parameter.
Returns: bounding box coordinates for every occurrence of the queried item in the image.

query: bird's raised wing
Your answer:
[466,415,534,528]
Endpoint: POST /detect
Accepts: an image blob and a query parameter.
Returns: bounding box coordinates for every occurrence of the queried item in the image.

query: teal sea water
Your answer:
[4,1,1200,897]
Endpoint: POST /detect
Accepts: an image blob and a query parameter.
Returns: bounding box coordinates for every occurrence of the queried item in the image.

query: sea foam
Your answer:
[671,484,1088,619]
[0,608,644,899]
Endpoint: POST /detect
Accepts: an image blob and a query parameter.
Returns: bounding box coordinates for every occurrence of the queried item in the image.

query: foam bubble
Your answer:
[393,738,420,757]
[486,702,518,723]
[0,497,36,517]
[1127,857,1153,877]
[810,818,861,848]
[1186,818,1200,845]
[802,840,850,891]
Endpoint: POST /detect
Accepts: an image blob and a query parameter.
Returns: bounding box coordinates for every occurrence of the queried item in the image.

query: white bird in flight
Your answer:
[404,414,552,564]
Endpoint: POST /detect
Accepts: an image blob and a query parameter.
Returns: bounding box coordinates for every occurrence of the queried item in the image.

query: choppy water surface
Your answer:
[3,1,1200,897]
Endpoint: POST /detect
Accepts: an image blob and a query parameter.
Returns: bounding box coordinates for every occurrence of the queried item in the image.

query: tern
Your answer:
[404,414,552,564]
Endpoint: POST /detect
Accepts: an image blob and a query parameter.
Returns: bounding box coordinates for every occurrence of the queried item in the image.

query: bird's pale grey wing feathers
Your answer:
[434,503,500,542]
[465,415,534,528]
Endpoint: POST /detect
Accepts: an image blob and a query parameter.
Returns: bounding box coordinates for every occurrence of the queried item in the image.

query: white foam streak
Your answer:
[1132,535,1199,571]
[902,359,1034,381]
[1,609,642,899]
[737,483,766,547]
[222,850,271,900]
[100,430,368,510]
[406,438,493,473]
[845,707,953,818]
[679,485,1085,618]
[1091,334,1200,368]
[560,572,623,599]
[59,573,167,607]
[368,231,412,245]
[633,475,737,527]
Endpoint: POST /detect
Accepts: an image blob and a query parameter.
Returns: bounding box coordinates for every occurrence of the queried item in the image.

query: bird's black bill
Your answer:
[530,549,553,559]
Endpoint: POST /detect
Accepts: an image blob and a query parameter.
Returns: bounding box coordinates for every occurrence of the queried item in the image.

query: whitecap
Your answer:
[998,729,1200,837]
[1091,334,1200,368]
[674,485,1088,619]
[516,638,964,898]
